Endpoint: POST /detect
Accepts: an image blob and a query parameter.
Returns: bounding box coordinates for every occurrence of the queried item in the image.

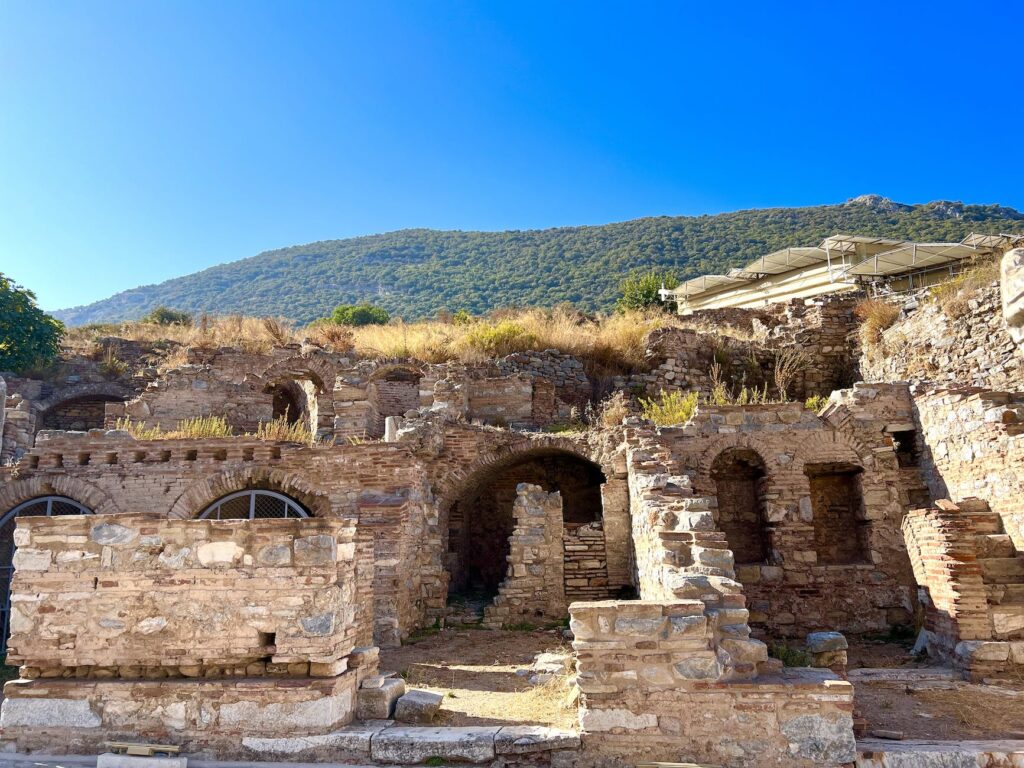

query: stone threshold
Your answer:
[242,723,581,764]
[847,667,957,684]
[856,738,1024,766]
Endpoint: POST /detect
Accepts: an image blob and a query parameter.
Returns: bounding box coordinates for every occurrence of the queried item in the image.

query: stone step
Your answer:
[975,533,1017,559]
[990,601,1024,639]
[393,689,443,724]
[980,556,1024,584]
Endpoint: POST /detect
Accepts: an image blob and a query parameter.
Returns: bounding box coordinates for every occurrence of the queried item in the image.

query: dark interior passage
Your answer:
[806,463,868,565]
[710,448,769,565]
[446,451,605,598]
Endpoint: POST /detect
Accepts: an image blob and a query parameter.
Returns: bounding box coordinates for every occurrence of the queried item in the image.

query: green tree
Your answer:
[615,269,679,313]
[0,273,64,373]
[329,303,390,326]
[141,306,193,326]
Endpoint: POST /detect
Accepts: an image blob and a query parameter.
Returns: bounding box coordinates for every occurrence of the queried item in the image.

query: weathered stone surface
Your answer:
[356,677,405,720]
[242,725,381,756]
[780,713,857,764]
[370,726,499,764]
[90,523,138,546]
[0,697,101,728]
[393,689,443,724]
[494,725,581,754]
[807,631,849,653]
[580,707,657,732]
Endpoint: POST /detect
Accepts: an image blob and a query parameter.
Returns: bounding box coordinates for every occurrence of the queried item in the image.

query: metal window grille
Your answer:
[1,496,93,654]
[197,490,310,520]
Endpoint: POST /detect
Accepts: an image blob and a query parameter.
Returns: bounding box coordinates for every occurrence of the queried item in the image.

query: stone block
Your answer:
[494,726,580,754]
[357,677,405,719]
[806,631,848,653]
[370,726,498,764]
[97,756,188,768]
[394,689,443,724]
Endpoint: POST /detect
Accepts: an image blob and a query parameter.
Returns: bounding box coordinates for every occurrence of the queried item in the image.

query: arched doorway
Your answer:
[0,496,94,652]
[710,448,769,565]
[444,450,606,609]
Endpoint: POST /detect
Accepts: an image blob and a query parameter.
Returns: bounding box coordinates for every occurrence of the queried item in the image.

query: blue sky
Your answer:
[2,1,1022,311]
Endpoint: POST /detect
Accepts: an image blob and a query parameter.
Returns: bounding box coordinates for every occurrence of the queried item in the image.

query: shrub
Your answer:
[929,257,1000,318]
[854,298,901,348]
[597,391,631,427]
[772,348,807,402]
[615,269,679,313]
[330,303,390,327]
[805,394,830,412]
[253,416,317,445]
[141,306,192,326]
[460,320,538,358]
[769,643,811,667]
[638,389,698,426]
[0,273,64,373]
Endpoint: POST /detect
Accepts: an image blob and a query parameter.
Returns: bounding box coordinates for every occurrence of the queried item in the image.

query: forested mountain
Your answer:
[54,196,1024,325]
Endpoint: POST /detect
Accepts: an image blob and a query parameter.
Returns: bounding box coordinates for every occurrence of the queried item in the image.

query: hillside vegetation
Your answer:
[54,196,1024,325]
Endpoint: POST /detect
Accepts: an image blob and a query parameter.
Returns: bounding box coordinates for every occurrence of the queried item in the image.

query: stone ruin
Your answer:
[0,255,1021,766]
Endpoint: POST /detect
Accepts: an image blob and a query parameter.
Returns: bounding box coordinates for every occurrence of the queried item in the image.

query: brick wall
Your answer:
[563,521,616,602]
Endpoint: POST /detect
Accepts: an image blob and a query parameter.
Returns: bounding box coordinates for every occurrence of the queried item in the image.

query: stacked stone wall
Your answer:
[912,387,1024,548]
[862,283,1024,389]
[7,514,362,676]
[483,484,565,627]
[571,601,856,768]
[563,521,616,601]
[652,398,914,637]
[0,433,443,646]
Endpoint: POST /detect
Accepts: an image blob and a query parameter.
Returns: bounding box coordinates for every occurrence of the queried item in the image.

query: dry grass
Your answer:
[929,257,1001,318]
[65,308,683,376]
[115,415,233,440]
[115,414,318,445]
[854,298,902,348]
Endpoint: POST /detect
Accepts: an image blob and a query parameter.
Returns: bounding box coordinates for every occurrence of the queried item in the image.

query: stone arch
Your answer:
[435,434,611,515]
[168,467,333,520]
[439,439,609,599]
[0,476,118,518]
[695,428,870,479]
[248,353,339,438]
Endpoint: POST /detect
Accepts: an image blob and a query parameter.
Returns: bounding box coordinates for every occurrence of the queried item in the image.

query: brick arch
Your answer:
[34,382,135,418]
[252,353,339,394]
[167,466,333,520]
[695,428,870,477]
[434,435,610,514]
[0,476,118,517]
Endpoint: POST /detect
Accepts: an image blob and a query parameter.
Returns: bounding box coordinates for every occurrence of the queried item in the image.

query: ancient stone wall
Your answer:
[623,295,860,401]
[862,283,1024,389]
[107,367,273,433]
[563,521,616,602]
[483,484,565,627]
[648,400,914,637]
[0,432,443,646]
[7,513,362,676]
[912,387,1024,548]
[571,600,856,768]
[1,393,34,465]
[496,350,592,410]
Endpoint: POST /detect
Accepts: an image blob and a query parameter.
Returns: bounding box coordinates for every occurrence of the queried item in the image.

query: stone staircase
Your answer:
[965,501,1024,641]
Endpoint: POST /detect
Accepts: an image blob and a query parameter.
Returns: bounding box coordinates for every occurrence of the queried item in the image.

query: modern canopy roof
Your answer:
[666,232,1024,304]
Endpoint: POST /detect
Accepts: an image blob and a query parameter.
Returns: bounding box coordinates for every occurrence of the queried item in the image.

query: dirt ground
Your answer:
[856,681,1024,740]
[379,628,577,729]
[840,636,1024,740]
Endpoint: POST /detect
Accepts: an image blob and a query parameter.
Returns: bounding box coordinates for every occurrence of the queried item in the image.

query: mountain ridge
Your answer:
[53,197,1024,326]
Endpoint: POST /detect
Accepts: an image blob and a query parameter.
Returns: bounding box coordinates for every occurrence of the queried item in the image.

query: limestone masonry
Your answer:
[1,245,1024,766]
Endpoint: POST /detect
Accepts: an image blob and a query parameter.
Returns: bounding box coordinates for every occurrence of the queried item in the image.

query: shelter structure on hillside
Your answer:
[661,232,1024,312]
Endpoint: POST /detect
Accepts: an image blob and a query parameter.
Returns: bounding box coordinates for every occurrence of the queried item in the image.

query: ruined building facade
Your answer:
[0,250,1021,766]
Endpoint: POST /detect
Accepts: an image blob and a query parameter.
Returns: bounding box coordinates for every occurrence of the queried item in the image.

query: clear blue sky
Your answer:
[2,1,1022,311]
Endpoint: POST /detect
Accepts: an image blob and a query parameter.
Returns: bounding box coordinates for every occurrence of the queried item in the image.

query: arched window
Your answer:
[1,496,94,653]
[197,490,310,520]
